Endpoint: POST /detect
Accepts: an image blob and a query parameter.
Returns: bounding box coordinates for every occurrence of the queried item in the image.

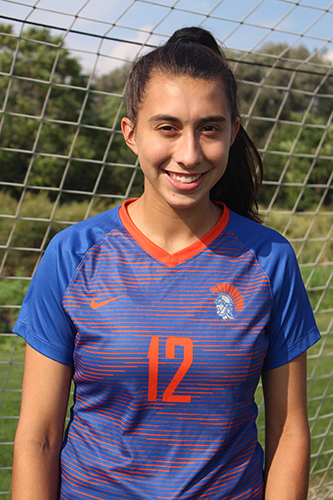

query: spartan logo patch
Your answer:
[211,283,244,320]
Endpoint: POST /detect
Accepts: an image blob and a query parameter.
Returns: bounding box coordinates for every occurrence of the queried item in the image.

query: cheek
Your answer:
[206,142,230,166]
[139,140,171,169]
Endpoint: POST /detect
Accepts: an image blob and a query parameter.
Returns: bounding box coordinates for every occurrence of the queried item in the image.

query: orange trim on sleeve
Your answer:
[119,199,230,268]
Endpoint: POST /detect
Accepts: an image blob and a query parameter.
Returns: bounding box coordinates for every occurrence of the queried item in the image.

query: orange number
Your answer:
[147,336,193,403]
[163,337,193,403]
[147,335,159,401]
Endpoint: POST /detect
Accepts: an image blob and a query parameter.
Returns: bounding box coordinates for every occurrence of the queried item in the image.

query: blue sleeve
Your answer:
[13,233,78,366]
[228,211,321,370]
[13,207,121,366]
[262,239,320,370]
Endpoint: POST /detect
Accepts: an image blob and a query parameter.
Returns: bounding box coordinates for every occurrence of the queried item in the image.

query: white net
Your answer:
[0,0,332,498]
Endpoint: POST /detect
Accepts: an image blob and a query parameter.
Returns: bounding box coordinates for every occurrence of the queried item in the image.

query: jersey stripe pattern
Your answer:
[14,201,320,500]
[60,203,270,499]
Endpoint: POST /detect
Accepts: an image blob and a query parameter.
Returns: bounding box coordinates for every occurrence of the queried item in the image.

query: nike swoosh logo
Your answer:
[90,295,124,310]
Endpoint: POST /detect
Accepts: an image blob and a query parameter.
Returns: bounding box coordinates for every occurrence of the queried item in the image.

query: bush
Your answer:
[0,190,119,276]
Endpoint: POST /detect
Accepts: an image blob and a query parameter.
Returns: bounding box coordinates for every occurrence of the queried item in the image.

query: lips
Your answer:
[165,171,203,184]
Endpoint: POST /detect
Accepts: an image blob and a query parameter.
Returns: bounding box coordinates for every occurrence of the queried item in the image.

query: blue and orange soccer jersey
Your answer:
[14,200,320,500]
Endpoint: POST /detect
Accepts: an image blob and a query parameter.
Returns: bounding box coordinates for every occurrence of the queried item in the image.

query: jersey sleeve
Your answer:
[13,207,121,366]
[261,236,320,370]
[227,211,321,371]
[13,233,78,366]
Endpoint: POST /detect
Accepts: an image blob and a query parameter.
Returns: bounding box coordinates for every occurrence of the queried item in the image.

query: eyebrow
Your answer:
[148,114,227,125]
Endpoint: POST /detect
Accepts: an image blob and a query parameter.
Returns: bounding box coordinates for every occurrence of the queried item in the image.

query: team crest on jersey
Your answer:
[210,283,244,320]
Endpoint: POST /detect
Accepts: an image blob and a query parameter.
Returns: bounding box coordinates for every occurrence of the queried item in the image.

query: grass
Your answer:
[0,335,74,498]
[254,328,333,500]
[0,335,25,499]
[264,208,333,497]
[307,331,333,497]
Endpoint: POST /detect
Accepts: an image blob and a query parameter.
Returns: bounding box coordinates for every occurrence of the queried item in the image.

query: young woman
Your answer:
[12,27,320,500]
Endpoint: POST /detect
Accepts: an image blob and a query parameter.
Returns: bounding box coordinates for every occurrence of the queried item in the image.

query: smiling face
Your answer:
[121,71,239,216]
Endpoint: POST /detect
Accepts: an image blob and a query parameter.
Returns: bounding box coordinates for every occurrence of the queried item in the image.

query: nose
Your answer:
[174,131,203,169]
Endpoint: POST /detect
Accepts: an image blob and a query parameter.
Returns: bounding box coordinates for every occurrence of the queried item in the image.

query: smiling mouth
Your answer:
[165,171,203,184]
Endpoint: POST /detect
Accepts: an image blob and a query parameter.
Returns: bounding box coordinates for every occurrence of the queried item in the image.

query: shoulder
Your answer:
[47,205,122,264]
[226,209,297,275]
[227,210,291,249]
[34,205,123,294]
[12,205,124,365]
[51,204,122,246]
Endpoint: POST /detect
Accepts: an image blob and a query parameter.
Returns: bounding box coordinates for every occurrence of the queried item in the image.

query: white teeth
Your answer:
[168,172,202,183]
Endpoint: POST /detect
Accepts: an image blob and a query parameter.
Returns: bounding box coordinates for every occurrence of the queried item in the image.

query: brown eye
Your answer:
[159,125,175,131]
[202,125,218,132]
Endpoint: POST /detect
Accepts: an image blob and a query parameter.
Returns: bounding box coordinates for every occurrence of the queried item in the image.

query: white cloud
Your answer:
[90,26,154,75]
[323,50,333,64]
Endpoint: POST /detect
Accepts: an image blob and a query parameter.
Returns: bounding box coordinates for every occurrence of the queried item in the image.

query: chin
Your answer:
[165,195,206,211]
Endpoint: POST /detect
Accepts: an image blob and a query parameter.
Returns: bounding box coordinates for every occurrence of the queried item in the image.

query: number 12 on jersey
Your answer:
[147,336,193,403]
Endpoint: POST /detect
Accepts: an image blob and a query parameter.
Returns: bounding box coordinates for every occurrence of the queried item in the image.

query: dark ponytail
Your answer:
[210,125,263,223]
[125,27,263,223]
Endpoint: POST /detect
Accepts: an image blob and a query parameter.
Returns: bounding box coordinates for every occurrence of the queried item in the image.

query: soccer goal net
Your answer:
[0,0,332,498]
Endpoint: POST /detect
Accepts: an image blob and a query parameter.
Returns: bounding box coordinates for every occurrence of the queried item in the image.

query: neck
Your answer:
[127,195,222,254]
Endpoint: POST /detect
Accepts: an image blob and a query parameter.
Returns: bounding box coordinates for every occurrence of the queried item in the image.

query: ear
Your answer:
[121,117,138,155]
[230,117,240,147]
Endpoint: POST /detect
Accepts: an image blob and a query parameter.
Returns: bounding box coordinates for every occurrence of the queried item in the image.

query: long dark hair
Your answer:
[125,27,263,223]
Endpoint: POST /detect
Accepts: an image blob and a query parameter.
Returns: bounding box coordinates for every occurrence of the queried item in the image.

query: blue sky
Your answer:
[1,0,332,74]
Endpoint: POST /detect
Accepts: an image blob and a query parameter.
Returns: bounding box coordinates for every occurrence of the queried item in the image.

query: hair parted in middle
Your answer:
[125,27,263,223]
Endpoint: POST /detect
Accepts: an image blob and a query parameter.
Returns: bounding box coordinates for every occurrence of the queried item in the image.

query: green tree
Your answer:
[0,24,139,200]
[0,25,95,192]
[93,63,143,198]
[259,112,333,209]
[231,43,333,147]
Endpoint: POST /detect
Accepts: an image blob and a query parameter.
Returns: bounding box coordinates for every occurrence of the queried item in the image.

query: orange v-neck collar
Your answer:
[118,199,230,268]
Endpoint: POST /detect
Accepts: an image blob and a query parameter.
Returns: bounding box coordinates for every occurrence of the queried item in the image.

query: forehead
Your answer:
[137,71,230,119]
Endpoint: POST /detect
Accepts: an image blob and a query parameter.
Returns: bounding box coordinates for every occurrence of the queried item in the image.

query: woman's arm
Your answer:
[262,352,310,500]
[12,344,72,500]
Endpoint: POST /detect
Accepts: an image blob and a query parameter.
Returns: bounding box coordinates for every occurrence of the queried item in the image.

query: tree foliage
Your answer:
[229,43,333,209]
[0,24,139,200]
[0,23,331,210]
[259,113,333,209]
[232,43,333,146]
